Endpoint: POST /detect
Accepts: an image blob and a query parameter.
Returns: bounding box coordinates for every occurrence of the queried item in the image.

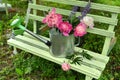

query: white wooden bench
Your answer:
[7,0,120,80]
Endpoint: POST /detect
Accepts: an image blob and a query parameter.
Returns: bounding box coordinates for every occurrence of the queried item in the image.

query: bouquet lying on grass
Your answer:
[42,2,94,71]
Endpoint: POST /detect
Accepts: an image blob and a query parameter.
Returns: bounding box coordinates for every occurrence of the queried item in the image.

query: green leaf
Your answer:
[25,67,32,74]
[66,54,74,59]
[15,68,23,76]
[57,76,66,80]
[67,76,76,80]
[76,61,81,65]
[80,50,92,60]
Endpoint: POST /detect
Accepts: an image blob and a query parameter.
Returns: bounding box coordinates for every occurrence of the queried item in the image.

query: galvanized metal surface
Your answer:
[49,28,74,57]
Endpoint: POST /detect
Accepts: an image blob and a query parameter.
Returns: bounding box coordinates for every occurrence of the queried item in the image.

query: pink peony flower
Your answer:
[61,62,71,71]
[82,16,94,29]
[58,21,73,36]
[42,8,94,37]
[42,8,62,28]
[74,22,87,37]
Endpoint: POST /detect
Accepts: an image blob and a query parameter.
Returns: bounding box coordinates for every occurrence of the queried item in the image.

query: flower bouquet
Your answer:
[42,1,94,58]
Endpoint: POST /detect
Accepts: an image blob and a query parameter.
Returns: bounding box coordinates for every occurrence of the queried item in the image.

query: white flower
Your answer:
[82,16,94,29]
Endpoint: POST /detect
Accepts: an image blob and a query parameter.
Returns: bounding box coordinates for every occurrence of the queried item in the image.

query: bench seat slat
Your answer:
[18,32,109,63]
[29,14,114,37]
[87,28,115,37]
[8,37,104,79]
[29,3,118,25]
[14,35,107,70]
[23,32,109,63]
[44,0,120,14]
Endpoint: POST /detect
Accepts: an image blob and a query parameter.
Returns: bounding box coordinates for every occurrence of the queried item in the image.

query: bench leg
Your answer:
[5,2,8,16]
[107,37,116,55]
[13,47,18,54]
[85,76,93,80]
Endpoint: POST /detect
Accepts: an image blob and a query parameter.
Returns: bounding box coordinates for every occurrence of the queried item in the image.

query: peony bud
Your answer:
[61,62,71,71]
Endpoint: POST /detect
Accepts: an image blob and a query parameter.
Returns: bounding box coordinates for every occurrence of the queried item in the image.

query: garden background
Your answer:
[0,0,120,80]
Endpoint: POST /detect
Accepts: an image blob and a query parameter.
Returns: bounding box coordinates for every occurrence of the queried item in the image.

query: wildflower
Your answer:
[59,21,73,36]
[82,16,94,29]
[74,22,87,37]
[61,62,71,71]
[42,8,62,28]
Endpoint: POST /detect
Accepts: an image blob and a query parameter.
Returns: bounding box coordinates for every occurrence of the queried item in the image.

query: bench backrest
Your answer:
[26,0,120,56]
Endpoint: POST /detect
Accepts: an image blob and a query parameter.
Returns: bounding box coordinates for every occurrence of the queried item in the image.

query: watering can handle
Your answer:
[75,37,80,47]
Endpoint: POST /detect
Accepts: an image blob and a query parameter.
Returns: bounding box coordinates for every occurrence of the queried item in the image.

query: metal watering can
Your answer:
[49,28,76,57]
[11,19,80,57]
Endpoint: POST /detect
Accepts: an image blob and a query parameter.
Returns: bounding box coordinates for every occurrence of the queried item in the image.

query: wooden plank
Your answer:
[75,47,109,63]
[29,3,118,25]
[44,0,120,13]
[33,0,37,33]
[7,38,102,79]
[17,33,109,64]
[86,28,114,38]
[23,32,109,63]
[13,47,18,54]
[102,14,118,55]
[23,32,49,40]
[107,37,117,54]
[15,35,107,70]
[85,76,93,80]
[29,14,43,21]
[29,14,114,37]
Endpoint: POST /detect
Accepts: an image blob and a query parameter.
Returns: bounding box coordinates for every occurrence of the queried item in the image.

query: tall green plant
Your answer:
[0,21,4,46]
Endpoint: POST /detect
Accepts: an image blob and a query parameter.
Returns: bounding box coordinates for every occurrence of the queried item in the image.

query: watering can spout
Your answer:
[11,19,51,47]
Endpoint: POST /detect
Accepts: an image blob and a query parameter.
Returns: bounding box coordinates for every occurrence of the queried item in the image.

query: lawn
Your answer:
[0,0,120,80]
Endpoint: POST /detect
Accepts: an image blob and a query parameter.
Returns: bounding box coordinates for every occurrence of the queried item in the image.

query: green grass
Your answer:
[0,0,120,80]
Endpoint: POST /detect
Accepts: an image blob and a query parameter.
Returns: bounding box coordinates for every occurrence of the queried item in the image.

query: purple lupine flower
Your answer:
[78,1,91,20]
